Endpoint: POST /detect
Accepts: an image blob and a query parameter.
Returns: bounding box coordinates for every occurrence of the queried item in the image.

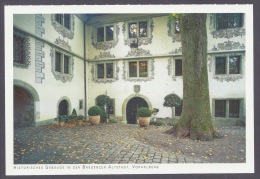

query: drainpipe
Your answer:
[84,21,87,118]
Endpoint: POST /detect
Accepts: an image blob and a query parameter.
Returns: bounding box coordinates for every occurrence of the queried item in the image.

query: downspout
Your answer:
[84,21,87,118]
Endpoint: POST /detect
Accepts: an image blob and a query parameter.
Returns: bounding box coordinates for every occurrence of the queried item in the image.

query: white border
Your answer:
[5,5,254,175]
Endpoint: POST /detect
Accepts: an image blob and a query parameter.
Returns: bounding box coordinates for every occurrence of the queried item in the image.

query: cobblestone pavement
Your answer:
[14,123,204,164]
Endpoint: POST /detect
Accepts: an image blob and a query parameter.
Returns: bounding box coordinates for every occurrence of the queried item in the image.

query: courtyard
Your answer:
[14,123,246,164]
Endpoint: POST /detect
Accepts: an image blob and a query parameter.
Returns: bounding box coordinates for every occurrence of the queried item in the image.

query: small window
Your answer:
[108,99,115,115]
[229,100,240,118]
[55,52,62,72]
[215,57,226,75]
[54,14,71,30]
[129,21,148,38]
[175,59,182,76]
[128,61,148,78]
[215,55,242,75]
[215,100,226,117]
[216,13,243,30]
[229,56,241,74]
[13,35,25,64]
[96,63,114,79]
[97,25,114,42]
[79,100,83,110]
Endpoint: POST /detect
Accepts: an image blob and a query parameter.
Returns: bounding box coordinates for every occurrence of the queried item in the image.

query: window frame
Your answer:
[96,62,115,80]
[13,28,31,68]
[215,13,243,30]
[175,100,182,117]
[54,50,72,75]
[96,25,115,43]
[51,14,75,39]
[127,20,149,39]
[128,60,149,79]
[54,14,71,30]
[213,99,244,119]
[214,54,242,75]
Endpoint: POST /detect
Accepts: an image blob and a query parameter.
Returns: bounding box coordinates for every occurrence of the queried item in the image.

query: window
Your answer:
[129,61,148,78]
[175,59,182,76]
[97,25,114,42]
[216,13,243,30]
[97,63,114,79]
[13,35,25,64]
[55,51,71,74]
[79,100,83,110]
[129,21,148,38]
[215,56,241,75]
[55,14,71,30]
[214,99,242,118]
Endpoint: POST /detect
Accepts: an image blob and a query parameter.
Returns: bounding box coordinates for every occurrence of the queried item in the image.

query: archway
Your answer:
[126,97,149,124]
[58,100,69,116]
[13,86,34,128]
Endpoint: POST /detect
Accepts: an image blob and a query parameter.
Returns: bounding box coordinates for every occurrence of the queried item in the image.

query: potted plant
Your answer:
[77,115,84,125]
[137,107,152,127]
[163,93,181,122]
[58,115,67,126]
[88,106,102,125]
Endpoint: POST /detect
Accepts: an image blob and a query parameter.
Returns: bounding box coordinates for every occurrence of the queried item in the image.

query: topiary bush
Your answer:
[96,95,112,108]
[88,106,102,116]
[71,108,77,118]
[137,107,152,117]
[100,107,107,123]
[163,93,181,108]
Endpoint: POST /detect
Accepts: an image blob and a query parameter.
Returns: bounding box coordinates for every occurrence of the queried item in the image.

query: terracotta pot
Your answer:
[59,122,65,127]
[89,116,100,125]
[138,117,150,127]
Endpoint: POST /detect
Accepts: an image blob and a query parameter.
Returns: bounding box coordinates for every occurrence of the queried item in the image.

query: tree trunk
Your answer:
[172,14,214,141]
[171,107,175,123]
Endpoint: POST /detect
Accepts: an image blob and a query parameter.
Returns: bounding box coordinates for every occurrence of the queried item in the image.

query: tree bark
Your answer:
[172,14,214,141]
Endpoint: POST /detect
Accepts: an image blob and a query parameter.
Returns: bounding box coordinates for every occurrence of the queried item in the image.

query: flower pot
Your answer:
[89,115,100,125]
[59,121,65,127]
[138,117,151,127]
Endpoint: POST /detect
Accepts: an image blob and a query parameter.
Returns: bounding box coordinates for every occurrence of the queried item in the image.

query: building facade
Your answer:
[13,13,245,127]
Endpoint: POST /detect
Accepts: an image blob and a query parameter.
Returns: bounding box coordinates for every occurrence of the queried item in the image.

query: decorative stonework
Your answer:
[55,37,72,51]
[93,52,116,60]
[167,58,172,76]
[35,14,45,83]
[207,55,214,72]
[13,28,31,69]
[122,59,155,82]
[91,62,120,84]
[167,18,181,42]
[169,47,182,55]
[50,47,74,83]
[126,48,151,57]
[91,24,120,50]
[51,14,75,39]
[211,40,245,51]
[122,18,154,46]
[134,85,140,93]
[214,75,243,82]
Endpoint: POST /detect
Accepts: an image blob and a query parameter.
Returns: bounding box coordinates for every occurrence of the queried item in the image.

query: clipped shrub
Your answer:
[88,106,102,116]
[100,107,107,123]
[150,121,164,126]
[108,119,118,124]
[137,107,152,117]
[163,93,181,108]
[58,115,68,123]
[71,108,77,118]
[96,95,112,108]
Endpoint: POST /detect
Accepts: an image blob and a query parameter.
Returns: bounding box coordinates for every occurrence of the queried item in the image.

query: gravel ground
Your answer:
[133,125,246,163]
[14,123,245,164]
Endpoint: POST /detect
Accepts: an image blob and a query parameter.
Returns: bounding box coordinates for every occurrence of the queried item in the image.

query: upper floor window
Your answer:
[97,63,114,79]
[129,61,148,78]
[216,13,243,30]
[55,51,71,74]
[97,25,114,42]
[129,21,148,38]
[215,56,241,75]
[13,29,31,68]
[55,14,71,30]
[175,59,182,76]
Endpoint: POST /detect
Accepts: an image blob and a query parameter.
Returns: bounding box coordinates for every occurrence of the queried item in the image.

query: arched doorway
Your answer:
[58,100,69,116]
[126,97,148,124]
[14,86,34,128]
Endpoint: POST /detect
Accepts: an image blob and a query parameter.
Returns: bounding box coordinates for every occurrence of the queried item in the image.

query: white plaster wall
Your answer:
[13,14,85,122]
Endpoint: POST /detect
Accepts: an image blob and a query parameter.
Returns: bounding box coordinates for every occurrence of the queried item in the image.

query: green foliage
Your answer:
[58,115,68,123]
[71,108,77,118]
[77,115,84,121]
[88,106,102,116]
[108,119,118,124]
[150,121,163,126]
[96,95,112,108]
[100,107,107,123]
[137,107,152,117]
[163,93,181,108]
